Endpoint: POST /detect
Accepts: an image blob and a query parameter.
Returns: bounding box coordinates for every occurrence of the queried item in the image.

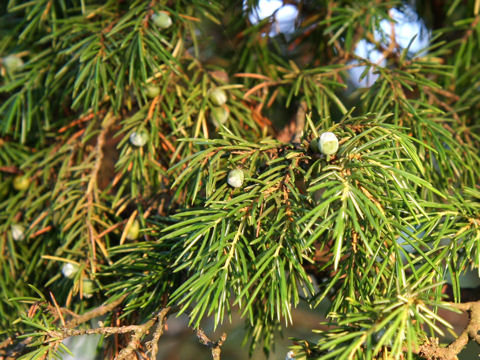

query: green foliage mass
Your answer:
[1,0,480,359]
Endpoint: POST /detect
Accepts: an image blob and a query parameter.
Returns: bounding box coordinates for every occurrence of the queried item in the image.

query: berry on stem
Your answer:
[11,224,25,241]
[13,175,30,191]
[145,84,160,98]
[318,132,339,155]
[209,88,227,106]
[129,130,148,147]
[3,55,23,73]
[152,12,172,29]
[126,219,140,240]
[227,169,244,188]
[210,106,229,127]
[82,279,94,298]
[62,263,79,279]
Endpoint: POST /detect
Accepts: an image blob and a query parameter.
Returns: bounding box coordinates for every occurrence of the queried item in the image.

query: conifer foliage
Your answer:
[1,0,480,359]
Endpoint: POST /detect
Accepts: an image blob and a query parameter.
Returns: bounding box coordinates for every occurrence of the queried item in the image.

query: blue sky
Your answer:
[246,0,431,87]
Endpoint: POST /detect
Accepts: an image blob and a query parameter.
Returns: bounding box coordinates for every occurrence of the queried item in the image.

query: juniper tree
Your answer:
[1,0,480,359]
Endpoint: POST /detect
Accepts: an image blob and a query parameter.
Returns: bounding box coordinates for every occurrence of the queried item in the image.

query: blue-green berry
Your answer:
[209,88,227,106]
[62,263,79,279]
[11,224,25,241]
[3,55,23,73]
[129,130,149,147]
[126,220,140,240]
[145,84,160,98]
[152,12,172,29]
[210,106,229,127]
[227,169,244,188]
[82,279,94,298]
[318,132,339,155]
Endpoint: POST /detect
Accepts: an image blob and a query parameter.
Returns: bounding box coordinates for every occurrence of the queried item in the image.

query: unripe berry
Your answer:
[62,263,79,279]
[82,279,94,298]
[129,130,148,147]
[152,12,172,29]
[13,175,30,191]
[145,84,160,98]
[209,88,227,106]
[227,169,244,188]
[3,55,23,73]
[210,106,229,127]
[318,132,339,155]
[11,224,25,241]
[126,219,140,240]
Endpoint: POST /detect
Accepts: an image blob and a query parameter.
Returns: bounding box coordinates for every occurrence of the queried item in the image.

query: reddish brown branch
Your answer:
[146,307,171,359]
[66,294,127,328]
[418,301,480,360]
[195,329,227,360]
